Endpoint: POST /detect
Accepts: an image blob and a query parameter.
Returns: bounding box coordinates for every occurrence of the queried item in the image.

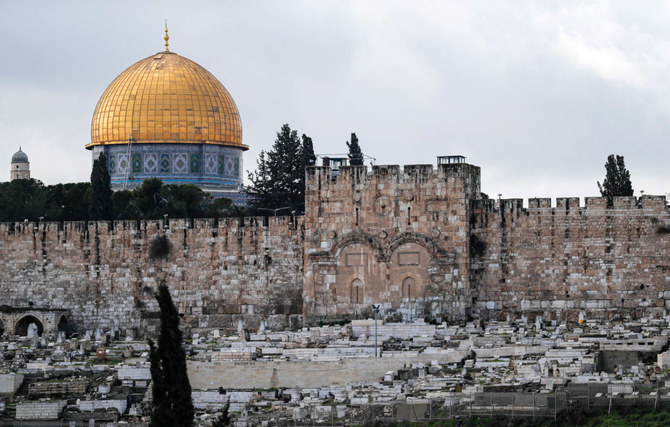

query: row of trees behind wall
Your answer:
[0,124,365,222]
[0,119,634,222]
[0,176,236,223]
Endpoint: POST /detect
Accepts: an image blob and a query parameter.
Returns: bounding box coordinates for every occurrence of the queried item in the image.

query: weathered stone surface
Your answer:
[304,163,480,321]
[15,401,66,420]
[0,161,669,329]
[471,196,670,322]
[0,373,23,395]
[0,217,303,332]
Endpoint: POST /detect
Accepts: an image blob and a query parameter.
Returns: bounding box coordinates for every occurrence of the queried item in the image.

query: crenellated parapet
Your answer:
[306,162,481,192]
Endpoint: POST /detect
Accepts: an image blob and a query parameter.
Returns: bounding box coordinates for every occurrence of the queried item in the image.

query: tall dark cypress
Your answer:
[89,153,113,220]
[148,235,194,427]
[302,134,316,167]
[597,154,634,207]
[346,132,364,166]
[149,284,194,426]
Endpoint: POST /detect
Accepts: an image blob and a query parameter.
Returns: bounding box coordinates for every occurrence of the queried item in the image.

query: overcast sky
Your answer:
[1,1,669,201]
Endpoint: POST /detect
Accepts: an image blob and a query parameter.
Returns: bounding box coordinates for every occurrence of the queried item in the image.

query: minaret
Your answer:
[10,147,30,180]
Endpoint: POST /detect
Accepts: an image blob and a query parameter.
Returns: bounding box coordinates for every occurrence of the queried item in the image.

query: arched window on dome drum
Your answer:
[351,279,363,304]
[402,277,415,300]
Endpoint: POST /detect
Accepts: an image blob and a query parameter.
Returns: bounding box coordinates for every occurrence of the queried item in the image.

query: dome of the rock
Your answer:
[87,51,244,150]
[86,30,247,199]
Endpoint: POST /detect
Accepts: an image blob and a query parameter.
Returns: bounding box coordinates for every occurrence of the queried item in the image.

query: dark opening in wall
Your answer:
[469,234,487,258]
[15,315,43,336]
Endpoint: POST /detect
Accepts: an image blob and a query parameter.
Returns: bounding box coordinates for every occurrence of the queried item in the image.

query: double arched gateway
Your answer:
[306,231,456,319]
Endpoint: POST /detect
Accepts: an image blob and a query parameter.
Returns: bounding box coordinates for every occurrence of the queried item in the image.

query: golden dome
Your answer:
[87,51,245,150]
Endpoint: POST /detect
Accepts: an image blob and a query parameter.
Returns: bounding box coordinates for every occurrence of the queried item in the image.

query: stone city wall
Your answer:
[0,216,304,333]
[3,161,670,331]
[471,196,670,322]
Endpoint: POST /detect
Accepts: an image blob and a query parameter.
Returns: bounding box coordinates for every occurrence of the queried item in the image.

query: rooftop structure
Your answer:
[10,147,29,181]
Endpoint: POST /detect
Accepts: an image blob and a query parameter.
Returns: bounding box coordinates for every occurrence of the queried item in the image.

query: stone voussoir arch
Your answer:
[330,231,385,261]
[332,231,453,263]
[14,313,45,336]
[385,231,450,261]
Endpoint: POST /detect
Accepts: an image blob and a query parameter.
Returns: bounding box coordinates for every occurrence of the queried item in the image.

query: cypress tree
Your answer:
[148,235,194,427]
[89,153,113,220]
[302,134,316,167]
[346,132,364,166]
[597,154,633,207]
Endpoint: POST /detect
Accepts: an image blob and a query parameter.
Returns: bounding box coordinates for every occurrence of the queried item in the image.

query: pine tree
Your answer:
[148,236,194,427]
[89,153,113,220]
[346,132,364,166]
[597,154,633,206]
[247,124,314,214]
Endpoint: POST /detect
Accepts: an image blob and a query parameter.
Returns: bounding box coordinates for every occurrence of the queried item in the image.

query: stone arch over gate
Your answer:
[15,314,44,336]
[310,229,457,319]
[387,232,447,260]
[331,231,385,261]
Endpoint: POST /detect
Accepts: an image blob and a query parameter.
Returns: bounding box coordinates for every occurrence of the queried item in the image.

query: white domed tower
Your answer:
[10,147,30,180]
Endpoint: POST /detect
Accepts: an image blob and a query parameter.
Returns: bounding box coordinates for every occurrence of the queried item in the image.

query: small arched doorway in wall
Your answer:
[351,279,364,304]
[15,315,44,337]
[402,277,416,300]
[58,315,68,336]
[0,318,4,336]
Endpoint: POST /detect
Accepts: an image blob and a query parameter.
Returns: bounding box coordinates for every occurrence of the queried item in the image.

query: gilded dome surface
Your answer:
[87,51,245,150]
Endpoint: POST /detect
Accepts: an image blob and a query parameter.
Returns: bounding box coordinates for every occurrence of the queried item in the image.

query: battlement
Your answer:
[0,215,303,237]
[306,161,481,186]
[474,195,668,216]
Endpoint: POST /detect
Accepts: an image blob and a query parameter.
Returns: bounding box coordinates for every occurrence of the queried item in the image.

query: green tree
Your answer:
[597,154,633,206]
[247,124,312,214]
[346,132,363,166]
[134,178,166,219]
[302,134,316,167]
[162,184,208,219]
[0,179,48,222]
[148,235,194,427]
[89,153,114,220]
[46,183,92,221]
[112,190,138,220]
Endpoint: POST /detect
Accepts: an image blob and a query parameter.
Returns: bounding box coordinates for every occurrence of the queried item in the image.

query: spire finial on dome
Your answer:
[164,20,170,52]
